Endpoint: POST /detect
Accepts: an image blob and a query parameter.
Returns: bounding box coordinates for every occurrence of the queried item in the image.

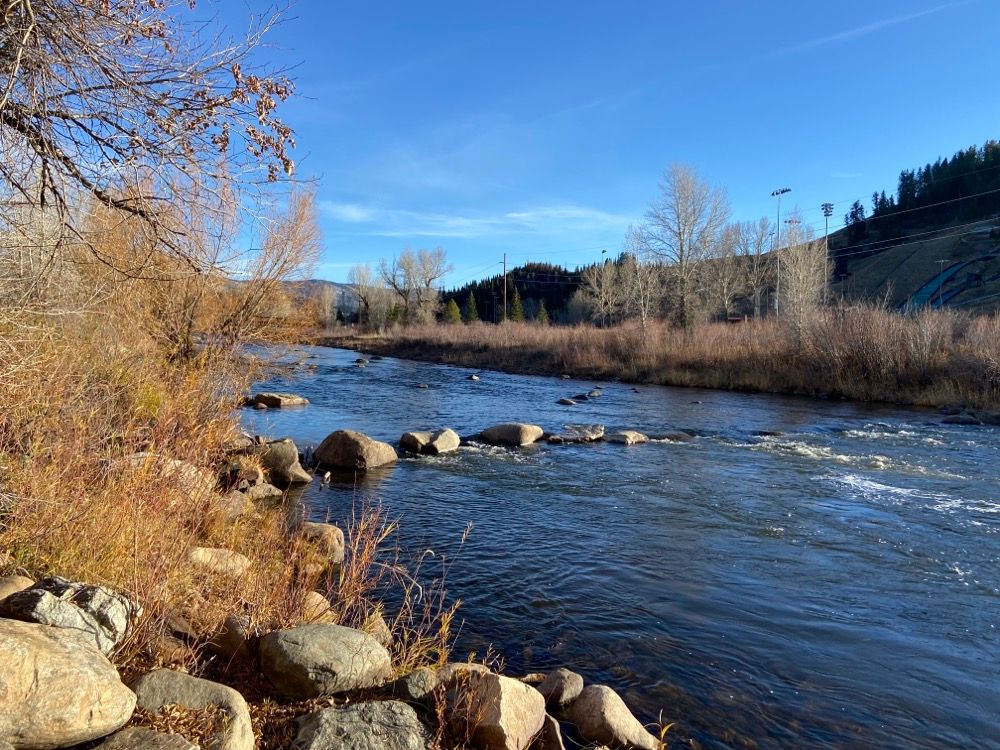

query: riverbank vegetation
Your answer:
[0,3,461,746]
[324,305,1000,409]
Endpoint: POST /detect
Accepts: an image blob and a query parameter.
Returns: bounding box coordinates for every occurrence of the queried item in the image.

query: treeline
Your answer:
[441,262,582,324]
[841,140,1000,246]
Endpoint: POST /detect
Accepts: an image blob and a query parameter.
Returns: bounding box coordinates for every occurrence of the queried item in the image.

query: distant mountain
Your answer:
[290,279,359,312]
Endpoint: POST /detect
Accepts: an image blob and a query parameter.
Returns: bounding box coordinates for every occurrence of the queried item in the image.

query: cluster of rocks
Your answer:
[557,386,604,407]
[0,570,660,750]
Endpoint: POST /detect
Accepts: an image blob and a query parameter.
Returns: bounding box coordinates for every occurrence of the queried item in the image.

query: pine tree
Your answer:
[536,298,549,325]
[509,286,524,322]
[442,298,462,324]
[463,291,479,323]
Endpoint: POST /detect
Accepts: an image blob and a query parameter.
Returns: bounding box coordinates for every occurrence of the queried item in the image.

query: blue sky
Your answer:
[228,0,1000,285]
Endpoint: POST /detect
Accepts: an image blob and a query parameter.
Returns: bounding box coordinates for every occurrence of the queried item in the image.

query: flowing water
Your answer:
[243,345,999,750]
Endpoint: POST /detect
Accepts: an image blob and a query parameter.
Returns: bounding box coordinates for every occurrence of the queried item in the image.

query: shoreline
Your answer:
[312,328,1000,417]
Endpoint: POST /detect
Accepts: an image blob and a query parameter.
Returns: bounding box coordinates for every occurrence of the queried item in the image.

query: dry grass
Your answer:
[323,305,1000,410]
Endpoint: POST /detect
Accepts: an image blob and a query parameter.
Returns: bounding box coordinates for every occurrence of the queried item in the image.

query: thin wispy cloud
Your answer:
[320,201,632,240]
[778,2,970,56]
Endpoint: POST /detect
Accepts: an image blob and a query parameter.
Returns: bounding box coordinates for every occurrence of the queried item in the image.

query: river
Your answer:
[242,345,999,750]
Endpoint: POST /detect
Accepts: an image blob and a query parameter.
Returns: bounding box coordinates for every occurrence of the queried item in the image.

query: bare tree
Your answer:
[779,210,828,337]
[0,1,295,271]
[733,217,773,318]
[379,247,450,324]
[348,263,378,328]
[704,224,743,319]
[580,259,623,326]
[637,163,729,328]
[620,225,665,328]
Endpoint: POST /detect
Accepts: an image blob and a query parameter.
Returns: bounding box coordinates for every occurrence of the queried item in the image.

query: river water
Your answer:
[243,345,999,750]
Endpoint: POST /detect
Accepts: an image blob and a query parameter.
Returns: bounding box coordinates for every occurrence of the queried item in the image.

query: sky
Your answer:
[219,0,1000,286]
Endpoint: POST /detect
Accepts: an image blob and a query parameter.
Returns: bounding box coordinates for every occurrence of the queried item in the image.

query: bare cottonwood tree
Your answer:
[620,225,665,328]
[704,224,743,319]
[0,0,295,272]
[379,247,450,324]
[779,211,828,337]
[348,262,392,329]
[637,163,729,328]
[580,259,624,326]
[733,217,773,318]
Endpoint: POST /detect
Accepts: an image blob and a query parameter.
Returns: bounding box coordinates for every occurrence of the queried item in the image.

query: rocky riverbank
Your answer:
[0,417,669,750]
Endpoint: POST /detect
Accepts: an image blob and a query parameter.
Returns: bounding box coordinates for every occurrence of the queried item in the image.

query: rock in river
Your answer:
[606,430,649,446]
[253,392,309,408]
[0,619,136,750]
[564,685,658,750]
[479,423,545,447]
[314,430,397,471]
[453,671,546,750]
[400,428,461,455]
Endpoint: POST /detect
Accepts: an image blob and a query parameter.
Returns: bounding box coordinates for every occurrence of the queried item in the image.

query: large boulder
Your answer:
[479,423,544,447]
[564,685,658,750]
[399,428,461,456]
[0,577,140,656]
[299,521,345,565]
[314,430,397,471]
[253,392,309,408]
[188,547,251,577]
[537,668,584,709]
[455,672,546,750]
[0,619,136,749]
[247,438,313,484]
[95,728,197,749]
[260,623,393,699]
[130,669,253,750]
[293,701,431,750]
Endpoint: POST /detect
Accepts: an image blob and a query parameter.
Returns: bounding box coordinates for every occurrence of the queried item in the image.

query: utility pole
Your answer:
[822,203,834,305]
[937,259,947,308]
[502,252,507,323]
[771,187,791,315]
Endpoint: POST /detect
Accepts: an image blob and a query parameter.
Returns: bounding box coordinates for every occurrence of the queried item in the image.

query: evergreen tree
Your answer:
[509,286,524,322]
[536,298,549,325]
[442,298,462,324]
[462,291,479,323]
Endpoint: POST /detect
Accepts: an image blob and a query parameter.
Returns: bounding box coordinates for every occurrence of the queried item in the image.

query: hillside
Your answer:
[830,219,1000,312]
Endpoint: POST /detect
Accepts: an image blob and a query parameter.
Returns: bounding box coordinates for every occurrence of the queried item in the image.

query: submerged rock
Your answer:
[0,619,136,749]
[557,398,577,406]
[314,430,397,471]
[479,423,545,447]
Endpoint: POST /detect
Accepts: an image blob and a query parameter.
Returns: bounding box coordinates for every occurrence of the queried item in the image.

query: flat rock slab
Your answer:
[0,619,136,750]
[254,392,309,408]
[479,423,545,447]
[606,430,649,446]
[260,623,393,699]
[547,424,605,444]
[294,701,431,750]
[131,668,254,750]
[314,430,398,471]
[95,727,197,749]
[0,577,140,656]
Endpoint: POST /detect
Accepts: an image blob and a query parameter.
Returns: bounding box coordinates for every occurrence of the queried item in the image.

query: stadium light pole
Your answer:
[771,187,791,315]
